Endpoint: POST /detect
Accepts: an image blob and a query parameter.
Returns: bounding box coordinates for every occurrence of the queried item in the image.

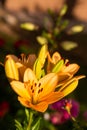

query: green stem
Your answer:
[26,110,33,130]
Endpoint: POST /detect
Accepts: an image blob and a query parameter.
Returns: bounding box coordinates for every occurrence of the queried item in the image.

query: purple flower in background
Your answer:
[49,99,80,124]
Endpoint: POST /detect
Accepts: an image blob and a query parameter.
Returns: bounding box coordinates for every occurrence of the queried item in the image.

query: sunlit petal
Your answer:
[18,96,30,108]
[18,96,48,112]
[6,55,19,62]
[16,62,26,81]
[52,52,61,64]
[30,101,48,112]
[10,81,31,100]
[5,56,19,81]
[38,73,58,98]
[23,68,37,82]
[63,64,80,75]
[59,78,78,97]
[40,92,64,104]
[57,72,72,87]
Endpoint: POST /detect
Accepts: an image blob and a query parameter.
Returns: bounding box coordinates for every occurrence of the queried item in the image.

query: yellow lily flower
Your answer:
[5,44,47,81]
[47,51,80,86]
[5,54,36,81]
[47,51,79,74]
[10,68,83,113]
[47,51,61,73]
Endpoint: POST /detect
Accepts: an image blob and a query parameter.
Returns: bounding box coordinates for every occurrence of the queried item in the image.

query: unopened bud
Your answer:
[5,56,19,81]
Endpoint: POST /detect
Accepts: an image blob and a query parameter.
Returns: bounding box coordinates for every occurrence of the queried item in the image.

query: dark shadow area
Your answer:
[64,0,77,19]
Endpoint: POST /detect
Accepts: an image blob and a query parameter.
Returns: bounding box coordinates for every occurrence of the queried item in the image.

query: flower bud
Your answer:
[5,56,19,81]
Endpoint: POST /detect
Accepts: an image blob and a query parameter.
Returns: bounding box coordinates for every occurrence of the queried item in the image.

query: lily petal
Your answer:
[18,96,30,107]
[40,92,64,104]
[63,64,80,75]
[24,68,37,82]
[59,79,78,97]
[57,72,72,87]
[30,102,48,112]
[38,73,58,99]
[47,52,61,64]
[16,62,27,81]
[10,81,31,100]
[18,97,48,112]
[6,55,19,62]
[59,75,85,94]
[5,56,19,81]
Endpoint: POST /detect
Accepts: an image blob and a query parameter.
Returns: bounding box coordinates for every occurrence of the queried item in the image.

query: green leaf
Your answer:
[32,118,41,130]
[52,59,64,73]
[15,120,23,130]
[25,108,30,122]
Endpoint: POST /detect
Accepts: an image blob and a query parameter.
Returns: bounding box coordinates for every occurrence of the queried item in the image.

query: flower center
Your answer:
[24,80,44,104]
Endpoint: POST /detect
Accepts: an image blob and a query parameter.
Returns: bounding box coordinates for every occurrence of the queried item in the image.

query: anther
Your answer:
[38,89,40,94]
[65,61,70,66]
[34,83,37,87]
[38,83,41,87]
[40,88,43,92]
[32,89,34,93]
[31,85,33,90]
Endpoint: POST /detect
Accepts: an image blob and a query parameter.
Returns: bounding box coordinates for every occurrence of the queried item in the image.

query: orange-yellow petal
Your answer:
[52,52,61,64]
[5,56,19,81]
[40,92,64,104]
[18,97,48,112]
[16,62,27,81]
[18,96,30,108]
[57,72,72,87]
[29,102,48,112]
[59,75,85,95]
[23,68,37,82]
[38,73,59,99]
[63,64,80,75]
[47,51,61,64]
[10,81,31,100]
[59,79,78,97]
[6,55,18,62]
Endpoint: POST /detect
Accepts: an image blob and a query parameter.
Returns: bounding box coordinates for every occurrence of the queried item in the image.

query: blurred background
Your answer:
[0,0,87,130]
